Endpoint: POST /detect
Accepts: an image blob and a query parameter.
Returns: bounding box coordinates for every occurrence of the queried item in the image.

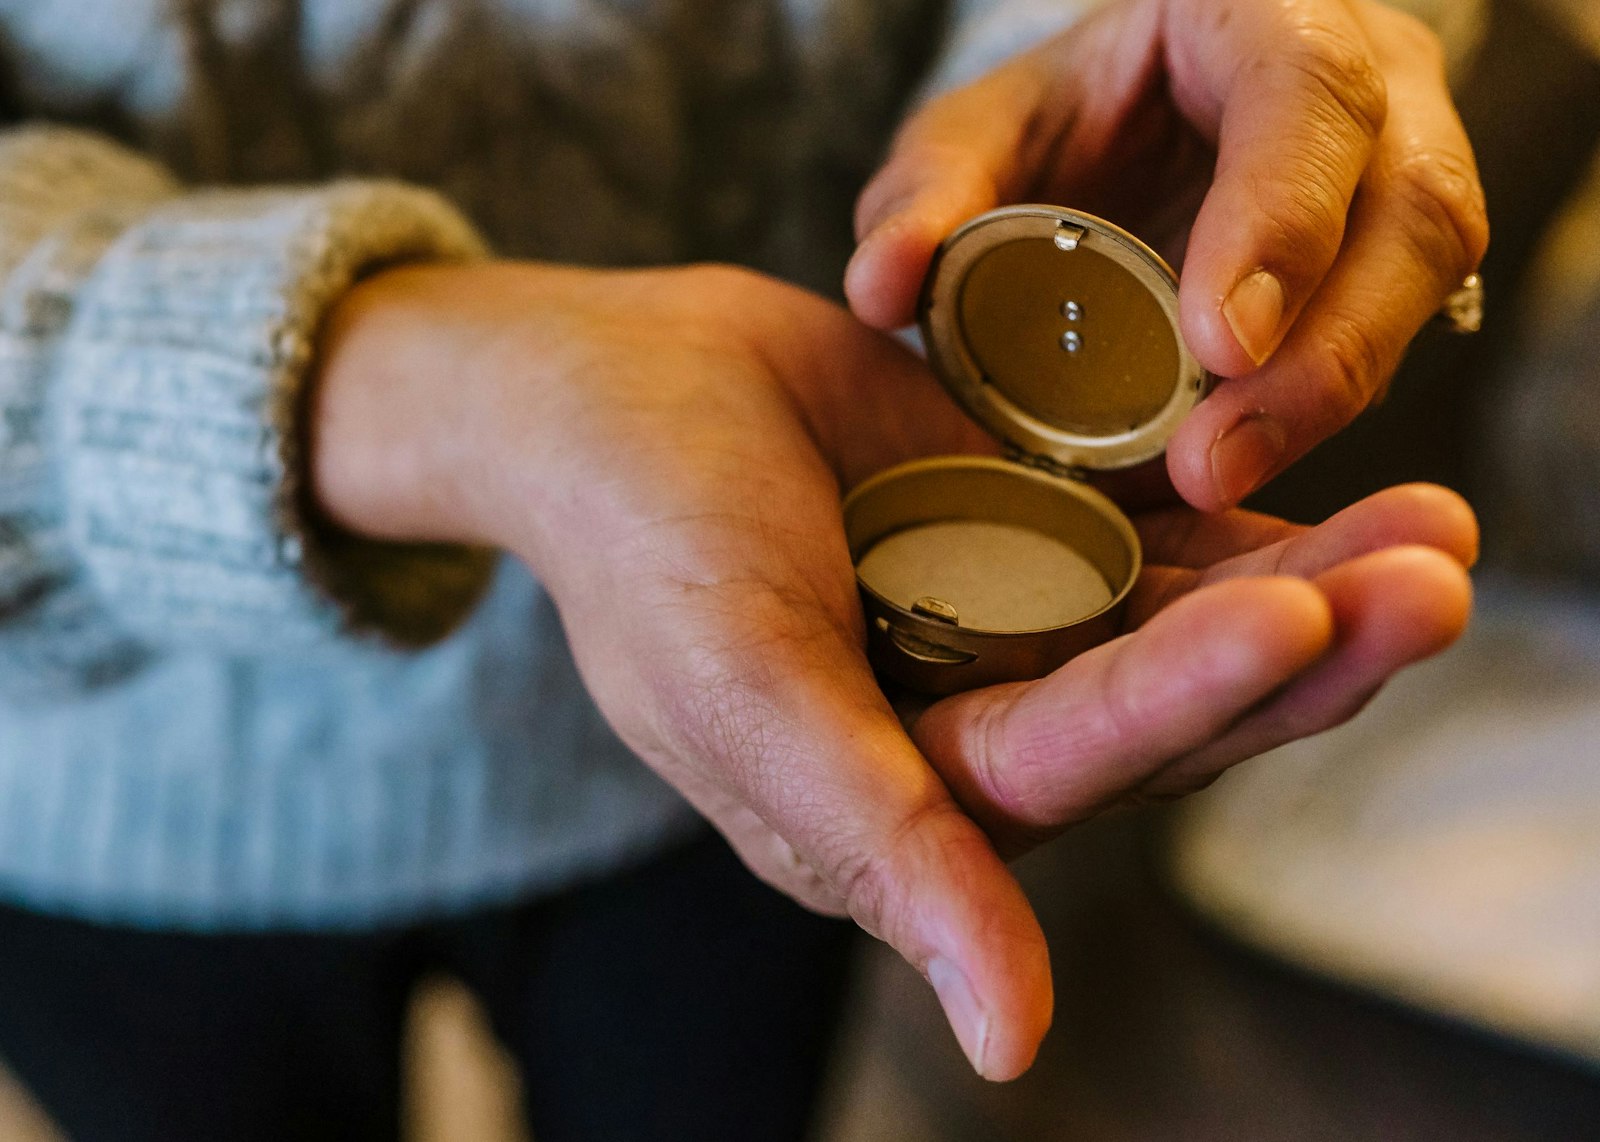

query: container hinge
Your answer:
[1003,445,1088,483]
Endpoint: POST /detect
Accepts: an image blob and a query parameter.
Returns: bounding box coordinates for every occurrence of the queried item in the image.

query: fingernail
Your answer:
[1222,269,1287,367]
[928,957,990,1077]
[1211,412,1286,506]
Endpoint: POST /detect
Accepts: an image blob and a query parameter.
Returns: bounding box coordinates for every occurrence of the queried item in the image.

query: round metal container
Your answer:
[846,456,1140,694]
[848,205,1208,695]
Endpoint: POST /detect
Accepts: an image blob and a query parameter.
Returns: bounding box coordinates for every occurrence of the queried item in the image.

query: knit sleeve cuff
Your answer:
[54,181,498,651]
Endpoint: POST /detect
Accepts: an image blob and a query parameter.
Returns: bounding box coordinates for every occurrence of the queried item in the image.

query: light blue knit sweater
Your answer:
[0,0,1077,930]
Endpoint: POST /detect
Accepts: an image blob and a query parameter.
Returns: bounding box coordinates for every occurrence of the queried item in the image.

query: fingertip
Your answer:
[961,934,1055,1082]
[980,1000,1053,1083]
[1179,253,1287,382]
[848,162,1011,330]
[1373,483,1481,569]
[1138,553,1471,785]
[1164,427,1226,513]
[1383,545,1475,652]
[1165,401,1284,514]
[942,856,1054,1081]
[845,216,935,331]
[861,800,1054,1081]
[1306,484,1482,576]
[1320,544,1475,661]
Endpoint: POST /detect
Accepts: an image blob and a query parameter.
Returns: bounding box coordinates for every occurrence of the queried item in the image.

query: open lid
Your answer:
[918,205,1208,473]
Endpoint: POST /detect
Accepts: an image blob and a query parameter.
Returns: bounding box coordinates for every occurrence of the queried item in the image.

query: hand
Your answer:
[309,261,1476,1080]
[911,484,1476,858]
[846,0,1489,511]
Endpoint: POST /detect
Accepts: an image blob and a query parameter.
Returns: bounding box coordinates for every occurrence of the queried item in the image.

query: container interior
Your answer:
[845,459,1139,635]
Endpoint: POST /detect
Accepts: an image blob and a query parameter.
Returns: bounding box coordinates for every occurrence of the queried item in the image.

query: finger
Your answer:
[842,0,1178,330]
[1170,0,1390,374]
[844,0,1203,329]
[910,577,1333,854]
[1169,9,1488,509]
[1128,483,1477,625]
[1134,506,1306,570]
[1136,482,1477,572]
[843,56,1059,330]
[1141,544,1472,798]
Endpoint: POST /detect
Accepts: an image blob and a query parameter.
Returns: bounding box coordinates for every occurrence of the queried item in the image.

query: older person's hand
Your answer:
[848,0,1487,510]
[309,261,1475,1082]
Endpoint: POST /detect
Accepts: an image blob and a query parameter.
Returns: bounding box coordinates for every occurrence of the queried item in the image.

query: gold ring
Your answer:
[1438,273,1484,334]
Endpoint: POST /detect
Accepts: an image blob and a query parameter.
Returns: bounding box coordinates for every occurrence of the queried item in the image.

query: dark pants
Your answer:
[0,831,857,1142]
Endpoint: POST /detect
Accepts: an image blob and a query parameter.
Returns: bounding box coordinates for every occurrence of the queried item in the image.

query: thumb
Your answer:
[700,647,1055,1080]
[844,54,1059,330]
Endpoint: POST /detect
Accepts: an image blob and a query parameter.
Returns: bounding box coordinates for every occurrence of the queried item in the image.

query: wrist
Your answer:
[309,263,528,555]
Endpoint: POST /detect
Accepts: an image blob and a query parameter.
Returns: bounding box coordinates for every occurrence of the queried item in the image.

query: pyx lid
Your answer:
[918,205,1208,473]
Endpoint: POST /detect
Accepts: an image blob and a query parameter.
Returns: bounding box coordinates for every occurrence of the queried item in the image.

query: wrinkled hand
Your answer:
[311,262,1475,1081]
[847,0,1489,510]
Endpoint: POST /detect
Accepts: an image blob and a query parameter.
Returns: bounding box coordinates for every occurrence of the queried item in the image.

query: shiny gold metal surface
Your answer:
[957,238,1180,436]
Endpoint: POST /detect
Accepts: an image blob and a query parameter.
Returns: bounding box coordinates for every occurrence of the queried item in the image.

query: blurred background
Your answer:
[6,0,1600,1137]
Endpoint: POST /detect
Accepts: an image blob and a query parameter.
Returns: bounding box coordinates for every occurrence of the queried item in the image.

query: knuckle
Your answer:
[759,831,848,915]
[832,800,949,942]
[854,166,911,236]
[683,262,830,358]
[1259,176,1348,279]
[1313,309,1390,425]
[830,798,1003,954]
[670,262,767,332]
[991,708,1114,823]
[1387,149,1491,279]
[833,843,895,939]
[966,697,1041,823]
[1090,642,1165,781]
[971,642,1160,827]
[1282,20,1389,142]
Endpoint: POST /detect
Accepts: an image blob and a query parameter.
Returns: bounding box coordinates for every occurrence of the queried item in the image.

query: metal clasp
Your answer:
[1053,222,1087,251]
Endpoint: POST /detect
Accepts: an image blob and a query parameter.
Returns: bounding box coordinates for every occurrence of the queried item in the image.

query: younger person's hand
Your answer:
[308,261,1475,1081]
[847,0,1489,511]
